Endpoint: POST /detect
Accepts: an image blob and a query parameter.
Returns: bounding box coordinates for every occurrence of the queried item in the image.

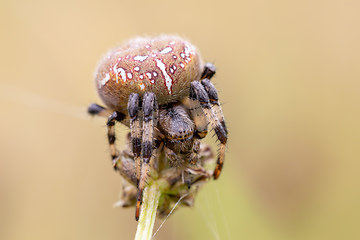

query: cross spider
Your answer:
[88,35,227,220]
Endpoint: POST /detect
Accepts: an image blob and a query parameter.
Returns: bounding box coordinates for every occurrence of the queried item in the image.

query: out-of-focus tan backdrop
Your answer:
[1,0,360,239]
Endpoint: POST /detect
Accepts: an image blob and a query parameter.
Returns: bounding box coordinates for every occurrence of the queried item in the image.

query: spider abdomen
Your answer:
[95,35,204,113]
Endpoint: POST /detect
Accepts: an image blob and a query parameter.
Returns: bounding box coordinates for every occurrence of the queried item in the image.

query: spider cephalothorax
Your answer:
[88,35,227,220]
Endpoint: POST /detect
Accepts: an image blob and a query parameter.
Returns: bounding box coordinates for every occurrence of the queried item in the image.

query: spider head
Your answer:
[158,103,195,153]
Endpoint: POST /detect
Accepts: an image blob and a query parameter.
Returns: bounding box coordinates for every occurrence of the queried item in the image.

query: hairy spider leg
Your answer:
[187,62,216,144]
[88,103,121,168]
[188,90,208,139]
[88,104,138,180]
[201,62,216,80]
[200,63,227,132]
[200,79,228,179]
[199,63,227,132]
[185,63,216,177]
[135,92,158,221]
[201,79,228,134]
[106,111,127,168]
[128,93,142,184]
[188,84,208,168]
[116,153,137,185]
[190,81,228,180]
[185,84,210,176]
[88,103,112,118]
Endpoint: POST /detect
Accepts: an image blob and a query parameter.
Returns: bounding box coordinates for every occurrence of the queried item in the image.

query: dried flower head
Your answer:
[114,133,215,218]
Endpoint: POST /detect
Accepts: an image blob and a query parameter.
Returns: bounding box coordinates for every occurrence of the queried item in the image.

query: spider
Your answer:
[88,35,227,220]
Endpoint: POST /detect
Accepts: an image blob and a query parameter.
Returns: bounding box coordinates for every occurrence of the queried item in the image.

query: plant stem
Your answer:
[134,181,161,240]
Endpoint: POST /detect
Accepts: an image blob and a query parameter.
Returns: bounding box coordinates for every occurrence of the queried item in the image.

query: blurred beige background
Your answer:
[1,0,360,239]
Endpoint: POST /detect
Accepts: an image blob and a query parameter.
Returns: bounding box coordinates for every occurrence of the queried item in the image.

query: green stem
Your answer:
[134,181,161,240]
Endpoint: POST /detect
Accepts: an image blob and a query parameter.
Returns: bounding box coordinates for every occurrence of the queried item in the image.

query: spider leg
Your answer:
[88,103,133,171]
[200,79,228,179]
[135,92,158,221]
[190,81,228,179]
[189,90,208,139]
[106,111,126,169]
[88,103,124,168]
[128,93,142,184]
[88,103,112,118]
[188,89,210,172]
[116,150,137,185]
[201,62,216,80]
[201,79,228,133]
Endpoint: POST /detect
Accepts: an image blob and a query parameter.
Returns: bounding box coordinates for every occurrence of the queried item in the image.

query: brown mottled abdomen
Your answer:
[95,35,204,113]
